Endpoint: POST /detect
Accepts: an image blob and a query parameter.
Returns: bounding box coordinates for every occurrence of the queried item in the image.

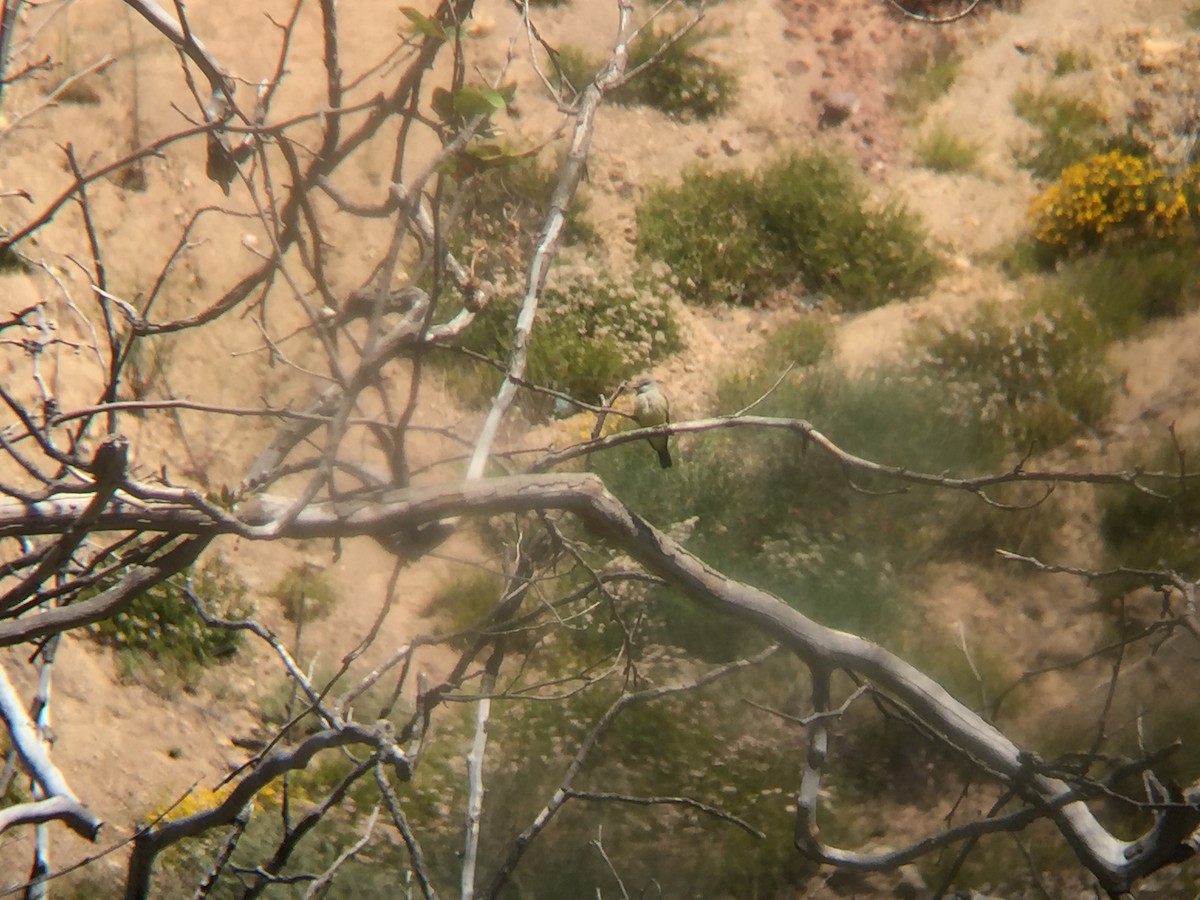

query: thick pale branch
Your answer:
[123,0,234,96]
[0,665,100,841]
[0,464,1190,890]
[466,0,635,478]
[0,795,99,839]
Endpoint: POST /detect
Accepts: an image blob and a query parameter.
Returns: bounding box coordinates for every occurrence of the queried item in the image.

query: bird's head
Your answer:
[632,374,657,395]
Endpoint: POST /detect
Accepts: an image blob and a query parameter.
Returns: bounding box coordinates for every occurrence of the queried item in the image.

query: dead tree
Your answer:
[0,0,1195,897]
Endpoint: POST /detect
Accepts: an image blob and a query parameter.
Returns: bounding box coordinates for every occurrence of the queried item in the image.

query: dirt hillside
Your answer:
[1,0,1199,894]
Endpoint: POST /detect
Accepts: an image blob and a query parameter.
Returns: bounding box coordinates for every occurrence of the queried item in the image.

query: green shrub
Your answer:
[446,259,680,414]
[635,165,771,304]
[1187,4,1200,29]
[422,570,506,647]
[1059,242,1200,337]
[1012,85,1114,179]
[916,123,981,173]
[617,27,736,121]
[450,155,594,279]
[910,295,1116,450]
[553,27,736,120]
[89,555,249,675]
[475,656,817,897]
[551,44,596,93]
[0,237,30,273]
[636,152,941,309]
[1052,47,1091,76]
[753,153,942,310]
[1097,434,1200,595]
[890,37,960,116]
[592,359,1015,657]
[272,563,337,622]
[760,314,834,373]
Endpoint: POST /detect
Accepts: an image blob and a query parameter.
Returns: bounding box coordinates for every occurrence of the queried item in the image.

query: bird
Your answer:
[631,374,672,469]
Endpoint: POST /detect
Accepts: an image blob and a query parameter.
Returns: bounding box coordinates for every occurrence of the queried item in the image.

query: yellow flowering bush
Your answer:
[1030,150,1199,254]
[151,779,288,824]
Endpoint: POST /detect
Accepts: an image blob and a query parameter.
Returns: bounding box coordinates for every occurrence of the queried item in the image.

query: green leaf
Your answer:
[400,7,446,39]
[431,87,455,122]
[453,86,507,118]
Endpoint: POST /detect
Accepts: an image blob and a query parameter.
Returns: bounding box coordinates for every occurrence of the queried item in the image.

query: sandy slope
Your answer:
[1,0,1199,893]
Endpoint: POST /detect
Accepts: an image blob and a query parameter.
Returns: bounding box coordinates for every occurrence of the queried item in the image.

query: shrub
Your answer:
[89,555,249,676]
[450,155,594,279]
[916,123,981,173]
[446,259,681,414]
[636,152,941,309]
[635,165,771,304]
[272,563,337,623]
[760,314,834,373]
[1029,150,1199,257]
[890,36,961,116]
[592,357,1017,657]
[1012,86,1114,179]
[753,154,942,310]
[1059,242,1200,337]
[616,27,736,121]
[910,295,1116,451]
[1053,47,1091,76]
[424,570,502,626]
[1096,434,1200,596]
[553,27,736,120]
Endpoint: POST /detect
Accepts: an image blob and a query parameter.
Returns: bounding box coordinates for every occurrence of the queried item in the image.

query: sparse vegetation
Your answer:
[636,152,941,308]
[1012,85,1114,179]
[8,1,1200,896]
[450,155,594,278]
[916,122,982,172]
[272,562,338,623]
[89,555,250,678]
[423,570,506,646]
[760,314,835,373]
[1053,47,1091,76]
[890,36,961,116]
[553,26,736,120]
[910,294,1116,451]
[444,258,680,414]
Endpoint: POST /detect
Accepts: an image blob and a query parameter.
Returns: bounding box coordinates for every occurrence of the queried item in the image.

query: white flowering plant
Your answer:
[448,258,681,415]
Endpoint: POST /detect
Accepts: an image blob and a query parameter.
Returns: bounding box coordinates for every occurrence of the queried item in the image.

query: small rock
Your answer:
[720,137,742,156]
[1130,97,1156,120]
[1137,37,1183,73]
[1012,38,1038,55]
[818,90,860,128]
[831,25,854,45]
[787,58,811,75]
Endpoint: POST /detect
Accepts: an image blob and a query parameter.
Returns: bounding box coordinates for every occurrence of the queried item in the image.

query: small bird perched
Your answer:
[631,374,672,469]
